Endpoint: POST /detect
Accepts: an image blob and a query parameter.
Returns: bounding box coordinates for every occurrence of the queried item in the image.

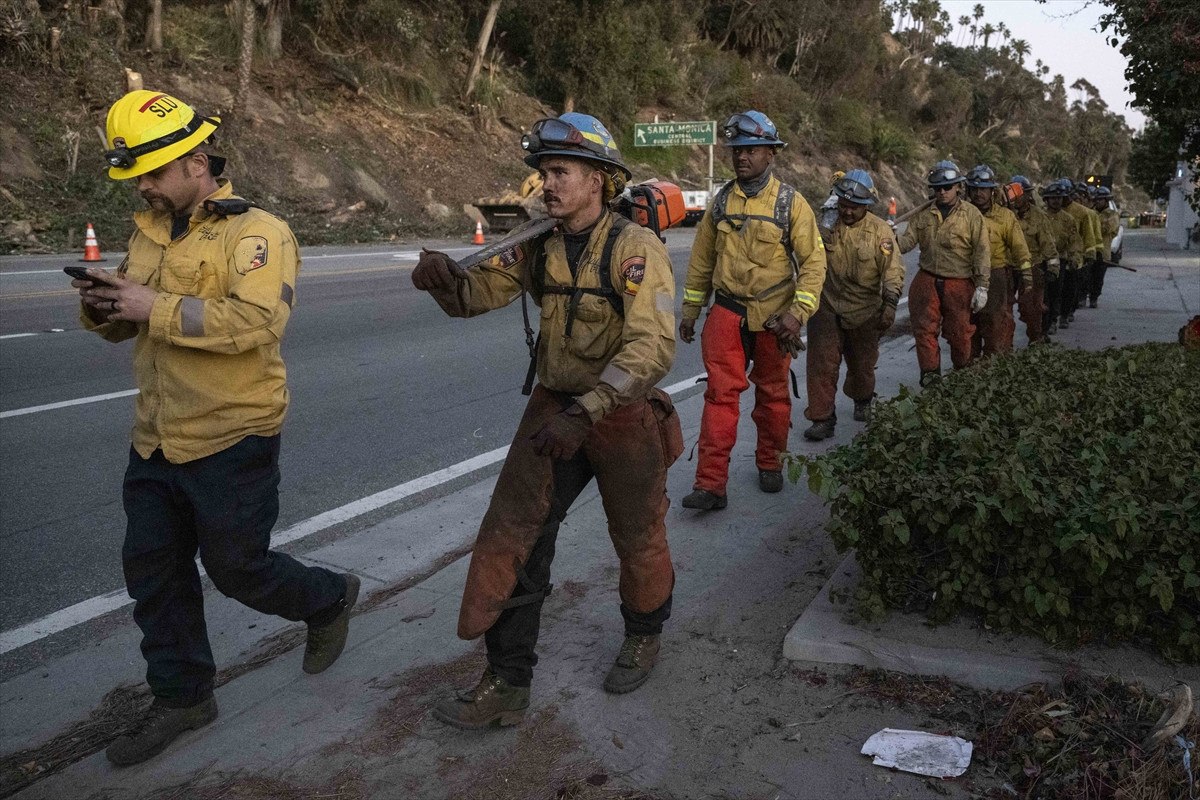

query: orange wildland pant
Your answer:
[804,305,881,422]
[694,302,791,494]
[909,270,976,374]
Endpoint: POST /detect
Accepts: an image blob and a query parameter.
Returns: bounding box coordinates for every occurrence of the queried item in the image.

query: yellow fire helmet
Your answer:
[103,90,220,180]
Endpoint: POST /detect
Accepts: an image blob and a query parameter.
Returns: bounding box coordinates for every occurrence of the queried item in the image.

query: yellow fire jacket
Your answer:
[823,211,905,329]
[1016,205,1059,268]
[981,204,1033,274]
[1064,201,1102,260]
[1045,207,1084,266]
[426,210,676,422]
[681,174,827,331]
[81,180,300,464]
[897,199,991,288]
[1099,208,1120,261]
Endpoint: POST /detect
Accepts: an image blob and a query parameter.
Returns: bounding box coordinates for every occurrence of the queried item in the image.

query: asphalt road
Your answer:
[0,226,919,643]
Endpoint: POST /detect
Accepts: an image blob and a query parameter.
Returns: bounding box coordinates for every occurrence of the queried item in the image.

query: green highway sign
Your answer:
[633,121,716,147]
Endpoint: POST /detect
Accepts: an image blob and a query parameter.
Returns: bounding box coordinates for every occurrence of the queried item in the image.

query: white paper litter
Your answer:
[861,728,973,778]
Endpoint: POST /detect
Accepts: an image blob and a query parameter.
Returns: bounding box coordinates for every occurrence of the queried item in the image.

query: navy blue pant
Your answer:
[122,435,345,706]
[484,449,672,688]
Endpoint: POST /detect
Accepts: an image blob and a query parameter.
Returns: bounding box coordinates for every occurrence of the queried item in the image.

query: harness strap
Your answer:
[498,557,553,610]
[714,291,756,370]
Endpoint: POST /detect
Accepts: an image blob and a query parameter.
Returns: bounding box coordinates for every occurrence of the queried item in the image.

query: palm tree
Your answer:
[1011,38,1030,66]
[973,3,984,22]
[980,22,996,49]
[957,15,970,45]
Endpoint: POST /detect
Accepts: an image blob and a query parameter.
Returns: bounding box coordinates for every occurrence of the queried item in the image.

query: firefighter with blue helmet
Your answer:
[966,164,1032,356]
[897,159,990,385]
[803,168,903,440]
[1005,174,1059,345]
[680,110,827,508]
[412,112,682,728]
[1039,179,1084,333]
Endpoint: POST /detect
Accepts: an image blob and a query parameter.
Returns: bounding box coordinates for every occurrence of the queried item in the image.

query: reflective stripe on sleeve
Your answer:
[180,297,204,336]
[683,288,706,304]
[794,290,817,310]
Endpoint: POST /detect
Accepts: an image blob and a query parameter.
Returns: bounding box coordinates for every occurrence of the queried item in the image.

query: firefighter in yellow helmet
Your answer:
[71,90,358,766]
[411,112,681,729]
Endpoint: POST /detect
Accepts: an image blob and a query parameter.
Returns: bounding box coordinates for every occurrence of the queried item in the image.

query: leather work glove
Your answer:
[412,249,465,293]
[765,312,805,357]
[1047,257,1061,279]
[1017,270,1035,296]
[878,302,897,332]
[529,404,593,460]
[970,286,989,314]
[679,318,696,344]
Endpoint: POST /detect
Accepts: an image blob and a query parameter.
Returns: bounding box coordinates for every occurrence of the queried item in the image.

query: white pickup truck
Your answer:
[682,190,711,226]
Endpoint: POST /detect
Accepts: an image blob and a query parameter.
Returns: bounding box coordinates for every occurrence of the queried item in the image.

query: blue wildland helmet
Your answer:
[965,164,999,188]
[927,159,965,187]
[721,110,787,148]
[833,169,878,206]
[1009,175,1033,191]
[521,112,631,180]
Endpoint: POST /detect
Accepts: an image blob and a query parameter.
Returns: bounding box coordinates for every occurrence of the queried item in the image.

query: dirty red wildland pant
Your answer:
[972,267,1013,357]
[909,271,975,373]
[804,305,881,421]
[1014,265,1046,343]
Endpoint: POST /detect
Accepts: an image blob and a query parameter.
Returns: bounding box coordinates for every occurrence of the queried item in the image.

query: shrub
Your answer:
[788,343,1200,661]
[868,120,917,168]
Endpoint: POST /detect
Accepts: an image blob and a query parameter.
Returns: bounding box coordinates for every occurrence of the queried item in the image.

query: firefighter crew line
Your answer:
[72,91,1124,760]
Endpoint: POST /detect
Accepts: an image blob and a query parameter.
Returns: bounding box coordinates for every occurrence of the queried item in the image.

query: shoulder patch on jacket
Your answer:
[235,236,269,275]
[880,239,894,255]
[498,244,523,268]
[621,255,646,296]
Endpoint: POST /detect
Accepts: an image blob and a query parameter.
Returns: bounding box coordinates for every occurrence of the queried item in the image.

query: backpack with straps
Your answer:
[710,178,798,270]
[518,214,633,394]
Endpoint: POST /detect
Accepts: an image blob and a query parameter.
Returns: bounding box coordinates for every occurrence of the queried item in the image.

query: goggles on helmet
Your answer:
[927,167,961,186]
[521,117,606,160]
[722,113,774,143]
[103,114,217,170]
[833,177,876,203]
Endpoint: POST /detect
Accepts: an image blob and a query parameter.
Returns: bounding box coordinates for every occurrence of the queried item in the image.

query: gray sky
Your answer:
[938,0,1146,131]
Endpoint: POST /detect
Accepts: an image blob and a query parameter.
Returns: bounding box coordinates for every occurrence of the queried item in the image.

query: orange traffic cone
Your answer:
[80,222,105,262]
[472,221,486,246]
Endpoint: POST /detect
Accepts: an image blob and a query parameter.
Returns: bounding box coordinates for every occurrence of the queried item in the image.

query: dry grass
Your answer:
[0,683,147,798]
[356,649,486,754]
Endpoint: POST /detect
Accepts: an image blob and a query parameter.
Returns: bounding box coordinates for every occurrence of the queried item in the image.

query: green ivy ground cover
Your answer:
[789,343,1200,661]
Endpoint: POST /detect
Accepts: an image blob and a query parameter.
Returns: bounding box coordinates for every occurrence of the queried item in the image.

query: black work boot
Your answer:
[919,370,941,388]
[758,470,783,493]
[1089,297,1098,308]
[853,397,875,422]
[603,633,661,694]
[681,489,727,510]
[105,696,218,767]
[803,418,836,441]
[433,669,529,730]
[303,573,361,675]
[1047,320,1058,335]
[1059,316,1070,329]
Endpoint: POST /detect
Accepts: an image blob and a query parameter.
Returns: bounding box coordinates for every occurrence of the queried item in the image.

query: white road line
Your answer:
[0,333,39,340]
[0,389,139,419]
[0,378,706,653]
[0,300,918,653]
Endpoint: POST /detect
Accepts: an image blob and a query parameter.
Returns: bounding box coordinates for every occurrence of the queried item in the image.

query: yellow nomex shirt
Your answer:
[682,174,827,332]
[82,181,300,464]
[897,200,991,288]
